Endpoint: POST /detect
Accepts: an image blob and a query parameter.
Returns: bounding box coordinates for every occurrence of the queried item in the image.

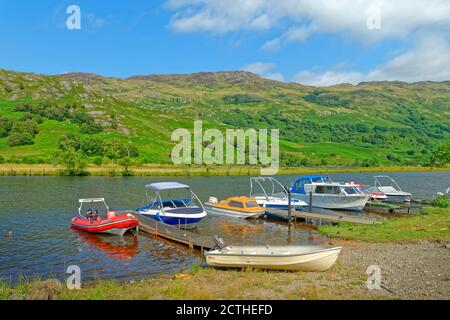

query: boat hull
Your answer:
[292,193,369,211]
[71,215,138,236]
[136,207,207,229]
[204,203,264,219]
[205,246,341,272]
[138,213,203,229]
[384,193,412,203]
[254,197,307,211]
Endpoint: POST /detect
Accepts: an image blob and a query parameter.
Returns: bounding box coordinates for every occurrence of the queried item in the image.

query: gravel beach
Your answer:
[334,240,450,299]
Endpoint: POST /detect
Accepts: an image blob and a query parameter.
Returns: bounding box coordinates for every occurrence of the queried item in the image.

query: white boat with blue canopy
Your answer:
[136,182,207,228]
[250,177,308,210]
[290,175,370,211]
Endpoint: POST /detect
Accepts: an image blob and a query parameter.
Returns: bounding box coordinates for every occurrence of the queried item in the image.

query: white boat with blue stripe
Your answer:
[250,177,308,210]
[136,182,207,229]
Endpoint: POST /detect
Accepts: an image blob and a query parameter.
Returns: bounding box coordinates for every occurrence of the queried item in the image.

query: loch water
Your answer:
[0,172,448,283]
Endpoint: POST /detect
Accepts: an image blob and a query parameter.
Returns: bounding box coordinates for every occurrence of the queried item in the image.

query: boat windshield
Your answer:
[229,201,244,208]
[145,188,201,210]
[343,187,362,195]
[245,201,259,208]
[315,185,341,195]
[250,177,287,199]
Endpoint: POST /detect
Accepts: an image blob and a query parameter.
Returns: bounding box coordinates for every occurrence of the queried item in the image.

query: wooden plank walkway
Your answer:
[265,208,380,225]
[364,201,422,214]
[135,213,216,251]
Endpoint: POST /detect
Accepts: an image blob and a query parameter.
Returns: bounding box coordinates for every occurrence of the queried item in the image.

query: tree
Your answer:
[54,147,86,176]
[118,155,134,176]
[0,117,13,138]
[11,119,39,137]
[58,134,81,151]
[430,141,450,167]
[80,136,103,156]
[6,132,34,147]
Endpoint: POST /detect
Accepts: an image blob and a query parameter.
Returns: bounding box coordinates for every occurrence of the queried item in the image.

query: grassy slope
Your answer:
[0,69,449,166]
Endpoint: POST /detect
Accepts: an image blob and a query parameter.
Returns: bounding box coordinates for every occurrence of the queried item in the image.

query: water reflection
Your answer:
[73,230,139,261]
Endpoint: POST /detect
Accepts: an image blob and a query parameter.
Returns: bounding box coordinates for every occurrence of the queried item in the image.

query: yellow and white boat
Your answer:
[204,196,265,219]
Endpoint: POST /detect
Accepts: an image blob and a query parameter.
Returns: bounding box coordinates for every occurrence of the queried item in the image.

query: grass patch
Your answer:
[319,207,450,242]
[0,164,448,177]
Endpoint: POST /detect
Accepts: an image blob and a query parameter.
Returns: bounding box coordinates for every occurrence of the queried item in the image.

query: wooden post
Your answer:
[309,191,313,213]
[286,186,292,221]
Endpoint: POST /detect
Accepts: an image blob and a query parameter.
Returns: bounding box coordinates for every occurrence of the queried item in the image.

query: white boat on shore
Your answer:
[205,244,342,272]
[250,177,308,210]
[369,176,412,203]
[290,175,370,211]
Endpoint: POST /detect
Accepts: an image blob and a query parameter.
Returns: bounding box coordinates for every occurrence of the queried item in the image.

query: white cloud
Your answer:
[293,34,450,86]
[243,62,284,81]
[86,13,109,29]
[262,25,314,50]
[166,0,450,46]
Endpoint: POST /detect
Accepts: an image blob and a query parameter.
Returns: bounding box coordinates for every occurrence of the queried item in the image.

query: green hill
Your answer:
[0,68,449,167]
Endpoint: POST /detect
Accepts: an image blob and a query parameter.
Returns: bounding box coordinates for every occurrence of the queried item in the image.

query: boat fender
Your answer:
[209,197,218,204]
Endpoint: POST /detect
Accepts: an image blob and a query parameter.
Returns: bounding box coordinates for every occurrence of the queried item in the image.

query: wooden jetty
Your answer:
[364,201,422,214]
[136,213,216,251]
[265,208,380,225]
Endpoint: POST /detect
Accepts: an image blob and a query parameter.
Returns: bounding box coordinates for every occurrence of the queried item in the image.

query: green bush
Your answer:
[0,117,13,138]
[81,137,104,156]
[58,134,81,151]
[431,140,450,167]
[433,195,449,208]
[79,122,103,134]
[6,132,34,147]
[11,119,39,137]
[92,156,103,166]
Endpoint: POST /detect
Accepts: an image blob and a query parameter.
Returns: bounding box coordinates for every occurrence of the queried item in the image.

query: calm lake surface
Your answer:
[0,171,448,283]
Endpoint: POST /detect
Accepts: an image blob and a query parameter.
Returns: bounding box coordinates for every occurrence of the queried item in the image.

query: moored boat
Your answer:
[71,198,139,236]
[250,177,308,210]
[369,176,412,203]
[353,181,387,201]
[136,182,207,229]
[290,176,370,211]
[205,244,342,271]
[204,196,265,219]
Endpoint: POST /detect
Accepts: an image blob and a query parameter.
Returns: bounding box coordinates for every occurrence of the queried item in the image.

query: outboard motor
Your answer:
[213,235,227,250]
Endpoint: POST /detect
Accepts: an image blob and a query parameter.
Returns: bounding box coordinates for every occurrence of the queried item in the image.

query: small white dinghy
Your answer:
[205,238,341,272]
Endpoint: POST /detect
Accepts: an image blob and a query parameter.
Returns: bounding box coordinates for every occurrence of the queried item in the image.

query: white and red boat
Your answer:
[71,198,139,236]
[353,182,387,201]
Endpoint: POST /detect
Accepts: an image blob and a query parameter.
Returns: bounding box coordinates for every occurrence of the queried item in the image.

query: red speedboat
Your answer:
[71,198,139,236]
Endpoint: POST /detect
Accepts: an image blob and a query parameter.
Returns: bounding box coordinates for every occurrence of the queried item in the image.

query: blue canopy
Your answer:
[145,182,191,191]
[291,175,330,194]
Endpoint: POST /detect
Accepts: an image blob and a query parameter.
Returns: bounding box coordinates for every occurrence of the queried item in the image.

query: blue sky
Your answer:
[1,0,449,85]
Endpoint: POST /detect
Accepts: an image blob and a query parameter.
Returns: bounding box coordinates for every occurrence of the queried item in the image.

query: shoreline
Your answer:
[3,239,449,300]
[0,164,449,176]
[2,207,449,300]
